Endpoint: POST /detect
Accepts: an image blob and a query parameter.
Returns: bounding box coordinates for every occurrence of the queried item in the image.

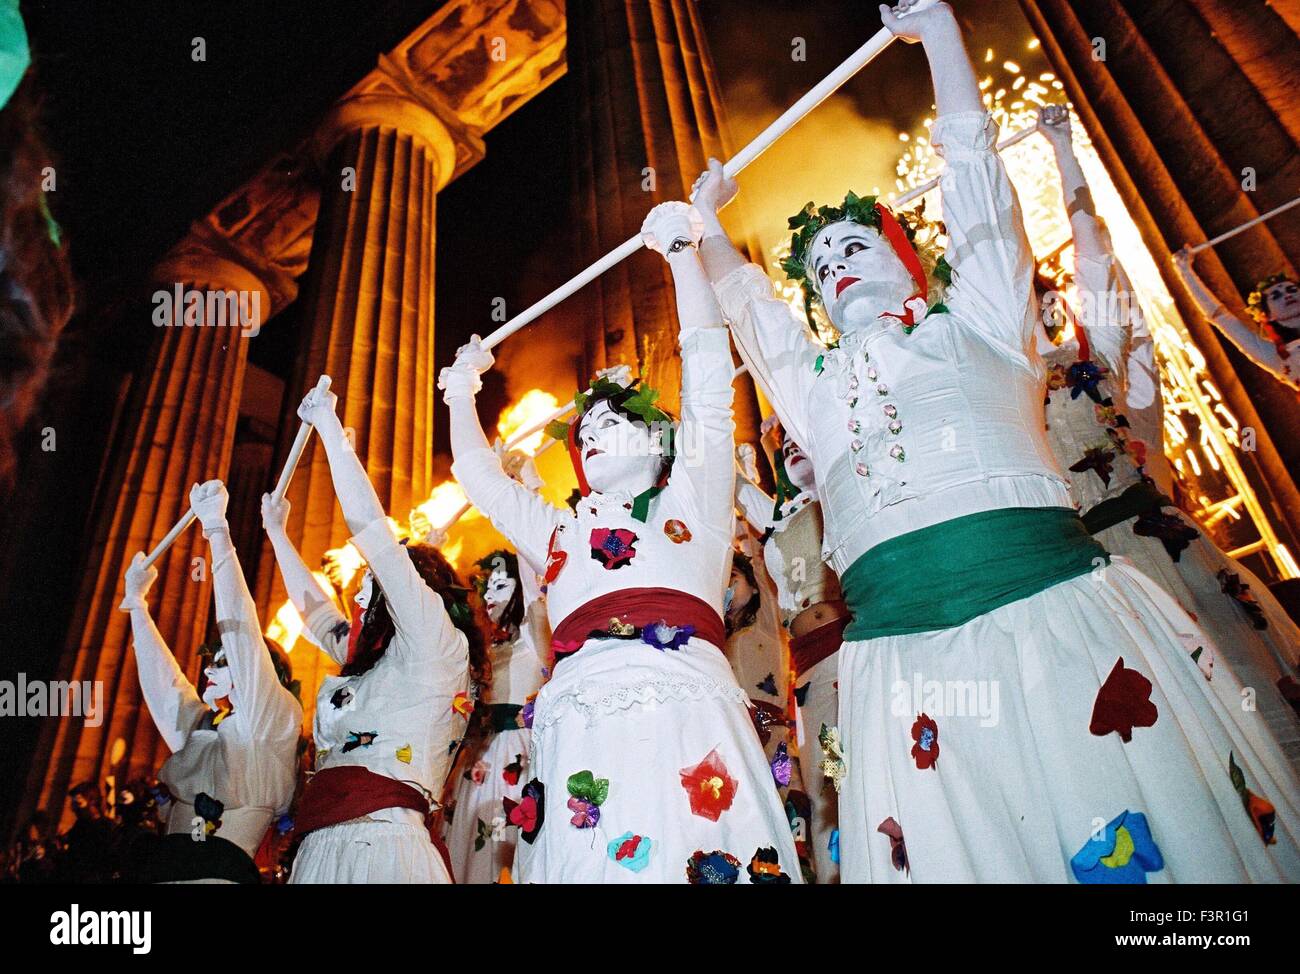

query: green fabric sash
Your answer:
[1080,479,1172,536]
[841,507,1109,641]
[485,703,525,734]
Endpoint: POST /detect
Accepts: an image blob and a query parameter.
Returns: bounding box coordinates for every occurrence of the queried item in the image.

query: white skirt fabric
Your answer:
[1094,519,1300,769]
[518,637,803,883]
[793,651,841,883]
[289,816,452,885]
[443,727,532,884]
[837,560,1300,883]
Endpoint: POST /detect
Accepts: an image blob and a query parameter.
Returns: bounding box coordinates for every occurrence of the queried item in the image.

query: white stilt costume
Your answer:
[442,202,800,883]
[735,434,845,882]
[444,550,549,883]
[697,1,1300,883]
[263,387,470,884]
[121,481,301,883]
[1035,108,1300,770]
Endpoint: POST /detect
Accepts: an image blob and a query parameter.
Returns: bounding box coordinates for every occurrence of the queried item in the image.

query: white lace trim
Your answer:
[533,676,751,731]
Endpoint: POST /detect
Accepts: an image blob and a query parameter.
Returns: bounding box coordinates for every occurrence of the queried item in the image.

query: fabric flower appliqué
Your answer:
[686,849,741,884]
[1133,510,1199,562]
[1069,446,1116,487]
[566,770,610,829]
[877,817,908,873]
[1218,570,1268,630]
[502,778,545,844]
[502,754,524,787]
[747,847,791,884]
[756,672,778,696]
[819,723,847,792]
[910,713,940,770]
[607,832,653,873]
[679,748,738,821]
[1229,752,1276,845]
[1066,359,1109,403]
[1070,810,1164,884]
[543,526,568,585]
[642,621,694,651]
[341,730,378,753]
[589,527,638,570]
[663,519,692,544]
[469,760,491,785]
[452,691,474,718]
[1089,658,1158,742]
[770,741,793,789]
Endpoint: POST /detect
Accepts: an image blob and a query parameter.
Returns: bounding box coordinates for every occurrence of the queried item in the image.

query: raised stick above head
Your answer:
[477,0,942,353]
[272,374,333,502]
[893,119,1040,211]
[1189,193,1300,255]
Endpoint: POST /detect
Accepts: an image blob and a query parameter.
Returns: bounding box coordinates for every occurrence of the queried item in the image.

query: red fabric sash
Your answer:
[551,587,727,657]
[789,615,848,677]
[294,765,454,881]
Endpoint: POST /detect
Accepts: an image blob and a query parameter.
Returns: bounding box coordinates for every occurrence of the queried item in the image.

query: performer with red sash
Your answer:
[440,201,800,883]
[262,386,483,883]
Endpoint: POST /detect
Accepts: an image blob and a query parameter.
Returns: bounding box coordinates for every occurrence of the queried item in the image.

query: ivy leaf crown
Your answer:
[544,373,674,443]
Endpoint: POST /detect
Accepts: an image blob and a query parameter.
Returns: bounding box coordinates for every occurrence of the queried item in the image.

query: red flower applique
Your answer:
[679,748,738,821]
[910,713,940,770]
[543,527,568,584]
[663,519,692,544]
[877,816,909,874]
[502,754,524,786]
[1090,657,1158,742]
[590,527,639,570]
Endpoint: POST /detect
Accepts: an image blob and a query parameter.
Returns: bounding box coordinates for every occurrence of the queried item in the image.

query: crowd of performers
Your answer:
[9,1,1300,884]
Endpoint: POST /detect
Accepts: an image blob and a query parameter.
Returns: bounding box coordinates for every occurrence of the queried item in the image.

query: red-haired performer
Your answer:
[263,387,480,884]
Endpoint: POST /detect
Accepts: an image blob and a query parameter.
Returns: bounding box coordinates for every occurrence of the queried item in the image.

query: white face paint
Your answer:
[202,652,234,711]
[354,568,375,611]
[782,434,816,493]
[1264,279,1300,328]
[577,399,664,496]
[483,565,518,625]
[809,221,915,333]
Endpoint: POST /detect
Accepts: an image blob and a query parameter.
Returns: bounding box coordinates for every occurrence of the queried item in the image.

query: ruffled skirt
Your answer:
[290,817,451,884]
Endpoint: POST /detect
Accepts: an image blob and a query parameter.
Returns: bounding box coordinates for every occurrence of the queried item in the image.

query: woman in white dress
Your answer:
[1033,105,1300,769]
[443,549,549,883]
[120,480,301,883]
[735,427,846,882]
[263,385,482,884]
[440,201,800,883]
[693,0,1300,883]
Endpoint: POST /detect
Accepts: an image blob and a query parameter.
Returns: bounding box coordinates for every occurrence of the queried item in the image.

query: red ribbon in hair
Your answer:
[873,202,930,330]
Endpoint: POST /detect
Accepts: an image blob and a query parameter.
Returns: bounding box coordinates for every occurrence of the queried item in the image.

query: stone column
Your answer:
[565,0,765,441]
[253,91,459,714]
[24,244,287,820]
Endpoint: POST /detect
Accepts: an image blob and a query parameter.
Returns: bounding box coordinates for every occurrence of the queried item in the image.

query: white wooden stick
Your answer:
[1190,193,1300,254]
[272,375,332,501]
[141,509,197,569]
[477,2,939,352]
[892,121,1040,209]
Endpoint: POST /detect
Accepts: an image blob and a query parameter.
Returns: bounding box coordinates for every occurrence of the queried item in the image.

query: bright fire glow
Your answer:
[498,388,561,453]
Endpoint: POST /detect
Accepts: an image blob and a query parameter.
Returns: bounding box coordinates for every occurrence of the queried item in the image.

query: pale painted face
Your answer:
[483,565,518,625]
[1263,279,1300,328]
[808,221,914,333]
[782,434,816,493]
[354,568,375,611]
[202,652,234,711]
[577,400,664,496]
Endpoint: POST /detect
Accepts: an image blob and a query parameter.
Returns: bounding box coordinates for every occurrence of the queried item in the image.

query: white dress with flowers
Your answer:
[1043,253,1300,773]
[443,602,549,883]
[716,109,1300,883]
[453,326,801,884]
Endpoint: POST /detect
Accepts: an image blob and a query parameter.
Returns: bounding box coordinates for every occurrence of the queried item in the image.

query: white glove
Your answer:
[298,385,339,427]
[1171,245,1195,272]
[499,446,544,491]
[593,363,634,389]
[438,335,494,403]
[688,158,738,216]
[261,492,289,535]
[120,552,158,612]
[736,442,760,484]
[190,480,229,536]
[641,201,704,258]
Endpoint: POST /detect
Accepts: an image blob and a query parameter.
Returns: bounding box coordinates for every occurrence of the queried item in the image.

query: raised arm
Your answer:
[296,386,386,537]
[642,201,736,525]
[260,492,348,664]
[440,338,562,574]
[190,481,299,737]
[734,444,775,532]
[1170,248,1289,383]
[119,554,205,753]
[895,2,1035,357]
